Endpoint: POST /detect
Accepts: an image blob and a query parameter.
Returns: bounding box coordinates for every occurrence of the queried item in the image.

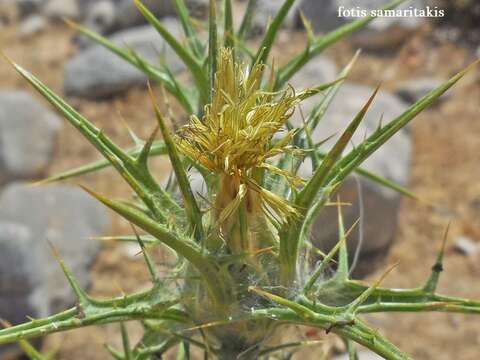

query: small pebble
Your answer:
[19,14,47,38]
[333,350,384,360]
[454,236,480,256]
[119,242,141,258]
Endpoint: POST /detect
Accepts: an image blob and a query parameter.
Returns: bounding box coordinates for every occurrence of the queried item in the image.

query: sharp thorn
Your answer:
[47,240,90,304]
[347,262,399,313]
[129,223,160,284]
[423,221,451,293]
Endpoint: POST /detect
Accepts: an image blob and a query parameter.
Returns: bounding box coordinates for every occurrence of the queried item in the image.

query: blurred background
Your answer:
[0,0,479,359]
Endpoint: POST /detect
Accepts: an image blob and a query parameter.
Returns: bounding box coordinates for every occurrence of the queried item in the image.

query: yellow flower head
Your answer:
[177,48,310,223]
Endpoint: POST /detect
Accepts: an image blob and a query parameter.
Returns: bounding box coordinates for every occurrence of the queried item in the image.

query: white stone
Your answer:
[334,350,385,360]
[454,236,480,256]
[19,14,47,37]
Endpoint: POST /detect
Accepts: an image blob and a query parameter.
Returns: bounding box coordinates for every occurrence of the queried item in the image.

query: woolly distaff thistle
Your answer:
[175,48,325,356]
[1,0,480,359]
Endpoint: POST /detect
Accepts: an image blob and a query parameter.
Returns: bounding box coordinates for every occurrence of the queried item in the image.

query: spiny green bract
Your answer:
[1,0,480,359]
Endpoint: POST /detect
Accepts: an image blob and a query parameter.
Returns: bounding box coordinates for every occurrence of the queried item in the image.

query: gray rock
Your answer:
[291,82,411,276]
[43,0,80,19]
[19,14,47,37]
[64,20,186,99]
[0,90,62,185]
[298,0,427,52]
[0,183,109,324]
[454,236,480,257]
[431,0,480,43]
[0,222,46,359]
[0,12,9,29]
[78,0,207,39]
[395,77,451,104]
[0,222,49,324]
[290,56,338,88]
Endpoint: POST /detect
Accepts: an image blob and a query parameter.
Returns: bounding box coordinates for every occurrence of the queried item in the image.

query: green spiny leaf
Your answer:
[136,126,160,166]
[351,165,418,200]
[208,0,218,102]
[7,58,185,224]
[131,223,161,284]
[120,323,133,360]
[300,50,361,141]
[252,0,295,68]
[223,0,234,50]
[82,186,230,304]
[258,340,324,357]
[92,234,159,245]
[327,60,480,187]
[105,344,124,360]
[19,340,49,360]
[249,287,316,319]
[335,199,350,279]
[346,262,398,314]
[423,223,450,293]
[279,87,379,283]
[297,85,380,208]
[48,241,90,305]
[38,142,166,184]
[304,213,358,293]
[237,0,257,42]
[174,0,204,58]
[149,86,204,242]
[133,0,209,104]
